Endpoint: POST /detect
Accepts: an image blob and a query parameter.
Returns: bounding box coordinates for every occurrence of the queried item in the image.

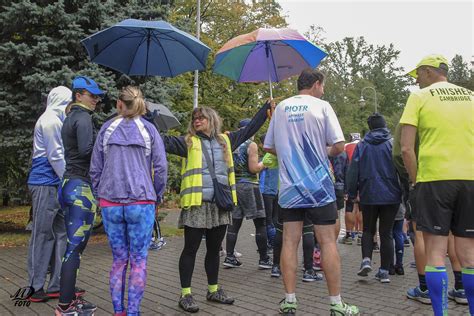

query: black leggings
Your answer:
[179,225,227,288]
[226,218,267,260]
[262,194,279,227]
[360,204,399,270]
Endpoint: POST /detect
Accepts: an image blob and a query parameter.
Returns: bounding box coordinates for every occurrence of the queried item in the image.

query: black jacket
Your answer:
[62,104,97,182]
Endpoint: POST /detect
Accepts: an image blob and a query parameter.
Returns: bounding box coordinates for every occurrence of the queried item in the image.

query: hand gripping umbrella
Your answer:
[213,28,327,98]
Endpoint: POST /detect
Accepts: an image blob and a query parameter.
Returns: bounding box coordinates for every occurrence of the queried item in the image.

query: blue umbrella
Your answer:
[81,19,210,77]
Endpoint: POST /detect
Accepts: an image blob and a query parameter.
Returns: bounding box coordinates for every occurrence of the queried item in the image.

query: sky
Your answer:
[278,0,473,72]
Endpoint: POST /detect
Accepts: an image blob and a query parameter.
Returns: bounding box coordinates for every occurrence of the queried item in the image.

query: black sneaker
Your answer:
[178,294,199,313]
[258,256,273,269]
[29,289,50,302]
[55,298,96,316]
[206,288,234,304]
[302,269,323,282]
[271,264,281,278]
[389,265,396,276]
[223,255,242,268]
[395,265,405,275]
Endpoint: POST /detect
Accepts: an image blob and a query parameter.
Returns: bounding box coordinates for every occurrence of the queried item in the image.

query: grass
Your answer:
[0,205,182,248]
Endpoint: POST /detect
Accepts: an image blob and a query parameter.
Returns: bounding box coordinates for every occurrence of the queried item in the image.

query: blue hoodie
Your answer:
[346,128,401,205]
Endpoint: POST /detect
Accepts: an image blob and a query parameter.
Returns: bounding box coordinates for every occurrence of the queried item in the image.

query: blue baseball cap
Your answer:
[72,76,104,95]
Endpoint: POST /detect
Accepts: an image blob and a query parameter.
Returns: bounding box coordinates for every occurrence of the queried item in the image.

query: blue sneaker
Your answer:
[406,286,431,304]
[448,288,468,305]
[149,238,166,251]
[374,269,390,283]
[357,258,372,277]
[302,269,323,282]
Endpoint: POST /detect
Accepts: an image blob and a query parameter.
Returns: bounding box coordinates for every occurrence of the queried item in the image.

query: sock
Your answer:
[181,287,191,296]
[425,266,448,316]
[208,284,218,294]
[329,294,342,305]
[453,270,463,290]
[461,267,474,314]
[285,293,296,303]
[418,274,428,292]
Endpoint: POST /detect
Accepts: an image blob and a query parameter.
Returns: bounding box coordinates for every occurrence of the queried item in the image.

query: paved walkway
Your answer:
[0,209,469,315]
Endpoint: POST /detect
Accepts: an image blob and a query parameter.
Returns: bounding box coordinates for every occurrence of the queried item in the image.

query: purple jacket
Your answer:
[90,116,167,204]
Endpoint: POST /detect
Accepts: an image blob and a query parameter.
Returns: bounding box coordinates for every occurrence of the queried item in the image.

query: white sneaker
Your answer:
[234,250,242,258]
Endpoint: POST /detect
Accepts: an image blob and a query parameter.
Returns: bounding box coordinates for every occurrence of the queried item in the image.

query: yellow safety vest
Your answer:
[180,134,237,209]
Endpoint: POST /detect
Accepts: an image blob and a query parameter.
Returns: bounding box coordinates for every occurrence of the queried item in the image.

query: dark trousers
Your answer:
[179,225,227,288]
[360,204,399,270]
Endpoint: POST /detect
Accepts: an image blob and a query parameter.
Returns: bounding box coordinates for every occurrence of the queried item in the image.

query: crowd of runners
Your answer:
[24,54,473,316]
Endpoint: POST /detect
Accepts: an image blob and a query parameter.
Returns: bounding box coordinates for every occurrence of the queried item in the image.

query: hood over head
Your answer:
[364,127,392,145]
[46,86,72,121]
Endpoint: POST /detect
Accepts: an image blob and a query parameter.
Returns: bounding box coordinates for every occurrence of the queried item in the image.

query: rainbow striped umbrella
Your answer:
[213,28,327,97]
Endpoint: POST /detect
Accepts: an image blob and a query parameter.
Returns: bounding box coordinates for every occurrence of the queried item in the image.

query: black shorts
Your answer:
[416,180,474,237]
[281,202,337,225]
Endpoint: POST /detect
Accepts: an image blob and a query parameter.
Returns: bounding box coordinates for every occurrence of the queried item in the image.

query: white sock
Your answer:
[329,294,342,305]
[285,293,296,303]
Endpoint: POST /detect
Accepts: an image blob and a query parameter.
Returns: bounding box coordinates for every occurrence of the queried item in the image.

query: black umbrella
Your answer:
[144,101,181,132]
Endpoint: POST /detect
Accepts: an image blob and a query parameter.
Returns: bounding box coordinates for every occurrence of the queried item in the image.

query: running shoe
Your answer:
[302,269,323,282]
[409,261,417,268]
[448,288,468,305]
[258,256,273,269]
[356,236,362,246]
[178,294,199,313]
[271,264,281,277]
[357,258,372,277]
[279,298,297,315]
[29,289,50,302]
[149,237,166,251]
[406,286,431,304]
[234,250,243,258]
[374,269,390,283]
[221,249,243,258]
[373,242,380,252]
[55,297,97,316]
[206,288,234,304]
[388,265,396,276]
[329,301,360,315]
[223,255,242,268]
[394,265,405,275]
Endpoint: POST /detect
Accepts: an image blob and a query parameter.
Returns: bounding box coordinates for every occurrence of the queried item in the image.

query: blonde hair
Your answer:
[118,86,145,119]
[185,107,229,164]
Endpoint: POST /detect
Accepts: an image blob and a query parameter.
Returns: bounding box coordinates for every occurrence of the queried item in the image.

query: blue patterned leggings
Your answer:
[102,204,155,316]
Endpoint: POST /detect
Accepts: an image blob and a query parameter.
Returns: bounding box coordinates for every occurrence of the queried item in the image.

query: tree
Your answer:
[449,54,473,90]
[0,0,172,198]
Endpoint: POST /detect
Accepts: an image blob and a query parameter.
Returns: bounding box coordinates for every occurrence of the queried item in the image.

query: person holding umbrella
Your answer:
[55,76,103,316]
[90,86,167,316]
[162,101,272,313]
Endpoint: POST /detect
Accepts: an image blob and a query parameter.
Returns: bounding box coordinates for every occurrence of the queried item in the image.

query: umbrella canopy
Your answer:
[144,101,180,132]
[213,28,327,83]
[81,19,211,77]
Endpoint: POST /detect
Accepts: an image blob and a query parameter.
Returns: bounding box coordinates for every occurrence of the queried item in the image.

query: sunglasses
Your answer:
[81,91,102,102]
[192,115,207,122]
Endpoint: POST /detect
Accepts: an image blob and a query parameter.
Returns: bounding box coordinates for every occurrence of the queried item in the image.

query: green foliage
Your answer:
[449,54,474,90]
[0,0,172,196]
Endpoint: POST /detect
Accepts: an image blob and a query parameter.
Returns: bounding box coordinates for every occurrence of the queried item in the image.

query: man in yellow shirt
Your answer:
[400,54,474,315]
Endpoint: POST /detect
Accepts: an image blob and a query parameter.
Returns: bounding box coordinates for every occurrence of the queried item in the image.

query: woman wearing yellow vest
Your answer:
[162,101,272,313]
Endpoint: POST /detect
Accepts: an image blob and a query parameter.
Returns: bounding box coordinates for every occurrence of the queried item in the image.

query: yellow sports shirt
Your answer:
[400,81,474,182]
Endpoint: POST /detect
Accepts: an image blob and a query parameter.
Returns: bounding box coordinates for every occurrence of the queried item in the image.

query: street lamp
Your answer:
[359,86,378,113]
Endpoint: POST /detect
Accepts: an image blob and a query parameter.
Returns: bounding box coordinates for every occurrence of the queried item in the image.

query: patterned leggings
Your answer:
[59,178,97,304]
[102,204,155,315]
